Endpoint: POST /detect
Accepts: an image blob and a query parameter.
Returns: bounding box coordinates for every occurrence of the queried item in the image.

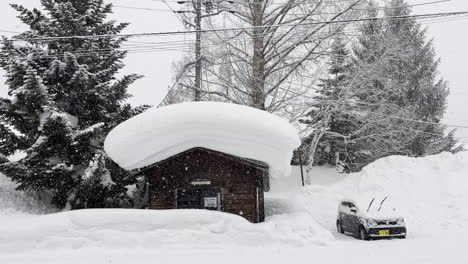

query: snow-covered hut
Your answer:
[104,102,300,223]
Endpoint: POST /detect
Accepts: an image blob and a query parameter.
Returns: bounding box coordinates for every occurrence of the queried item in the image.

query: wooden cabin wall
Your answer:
[145,148,266,223]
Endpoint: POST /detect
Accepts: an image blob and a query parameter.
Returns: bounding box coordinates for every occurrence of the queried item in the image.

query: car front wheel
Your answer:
[337,221,344,234]
[358,226,369,240]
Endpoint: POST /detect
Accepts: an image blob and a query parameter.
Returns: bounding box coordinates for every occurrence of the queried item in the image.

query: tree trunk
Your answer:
[305,114,331,184]
[250,0,266,110]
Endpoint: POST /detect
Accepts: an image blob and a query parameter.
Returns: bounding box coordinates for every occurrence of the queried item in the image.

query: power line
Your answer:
[151,0,439,5]
[2,11,467,50]
[4,11,467,62]
[274,85,468,130]
[115,0,451,14]
[3,11,468,42]
[170,61,468,132]
[113,5,173,12]
[2,14,467,57]
[284,0,452,15]
[182,60,468,131]
[161,0,187,26]
[1,4,466,134]
[298,99,467,138]
[362,111,468,129]
[2,54,465,137]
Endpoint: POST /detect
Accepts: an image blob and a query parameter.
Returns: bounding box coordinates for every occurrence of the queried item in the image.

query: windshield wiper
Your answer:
[367,197,375,212]
[378,196,388,212]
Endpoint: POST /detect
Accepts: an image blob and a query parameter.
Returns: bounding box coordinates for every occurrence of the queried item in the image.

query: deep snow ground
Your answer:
[1,152,467,263]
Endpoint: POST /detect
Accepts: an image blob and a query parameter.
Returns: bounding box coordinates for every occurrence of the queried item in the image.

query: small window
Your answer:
[349,202,356,208]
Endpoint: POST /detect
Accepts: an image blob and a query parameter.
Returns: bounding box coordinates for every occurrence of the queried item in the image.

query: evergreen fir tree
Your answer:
[0,0,147,209]
[346,0,459,168]
[382,0,456,156]
[350,1,387,106]
[299,0,460,171]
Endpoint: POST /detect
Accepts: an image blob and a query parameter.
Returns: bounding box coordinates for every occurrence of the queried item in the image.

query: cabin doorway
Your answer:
[176,188,222,211]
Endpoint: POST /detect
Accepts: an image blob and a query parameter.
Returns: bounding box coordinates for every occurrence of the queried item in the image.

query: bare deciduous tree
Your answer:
[209,1,361,111]
[172,0,364,117]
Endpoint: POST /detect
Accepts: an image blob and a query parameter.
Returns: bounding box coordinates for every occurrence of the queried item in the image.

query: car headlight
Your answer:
[397,218,405,225]
[367,219,378,227]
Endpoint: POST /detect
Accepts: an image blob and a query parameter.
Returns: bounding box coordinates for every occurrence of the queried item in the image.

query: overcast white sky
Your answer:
[0,0,467,143]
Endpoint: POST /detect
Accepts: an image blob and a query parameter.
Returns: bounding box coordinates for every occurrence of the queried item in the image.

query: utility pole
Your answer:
[194,0,202,101]
[175,0,234,101]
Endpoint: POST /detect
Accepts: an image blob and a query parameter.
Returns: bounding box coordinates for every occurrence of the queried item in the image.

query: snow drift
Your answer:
[1,152,467,260]
[300,151,468,235]
[352,152,468,234]
[0,209,332,253]
[104,102,300,177]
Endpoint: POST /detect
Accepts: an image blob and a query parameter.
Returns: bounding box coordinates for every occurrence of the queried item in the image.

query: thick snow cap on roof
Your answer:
[104,102,301,177]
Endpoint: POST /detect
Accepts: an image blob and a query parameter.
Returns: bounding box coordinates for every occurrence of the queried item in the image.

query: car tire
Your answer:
[358,226,369,240]
[337,221,344,234]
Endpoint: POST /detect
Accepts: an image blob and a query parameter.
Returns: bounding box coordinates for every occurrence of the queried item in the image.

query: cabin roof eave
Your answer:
[130,147,269,175]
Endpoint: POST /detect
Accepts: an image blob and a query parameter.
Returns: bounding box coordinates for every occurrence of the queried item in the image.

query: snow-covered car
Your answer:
[336,197,407,240]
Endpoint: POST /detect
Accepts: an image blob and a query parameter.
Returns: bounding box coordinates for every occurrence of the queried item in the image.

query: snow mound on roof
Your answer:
[104,102,300,177]
[0,209,333,252]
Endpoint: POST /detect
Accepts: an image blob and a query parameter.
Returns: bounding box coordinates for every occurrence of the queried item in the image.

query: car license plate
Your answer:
[379,230,390,236]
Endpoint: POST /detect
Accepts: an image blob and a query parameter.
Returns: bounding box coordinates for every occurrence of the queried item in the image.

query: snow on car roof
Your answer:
[104,102,301,177]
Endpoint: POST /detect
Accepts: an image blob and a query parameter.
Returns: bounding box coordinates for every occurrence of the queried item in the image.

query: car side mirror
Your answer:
[350,207,357,214]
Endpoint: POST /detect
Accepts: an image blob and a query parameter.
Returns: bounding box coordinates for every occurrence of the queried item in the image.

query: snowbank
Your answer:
[1,152,468,263]
[0,173,332,253]
[300,151,468,235]
[0,209,333,253]
[104,102,300,177]
[353,152,468,233]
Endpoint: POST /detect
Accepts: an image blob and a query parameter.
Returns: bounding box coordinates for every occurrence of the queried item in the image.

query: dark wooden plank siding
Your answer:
[144,148,267,223]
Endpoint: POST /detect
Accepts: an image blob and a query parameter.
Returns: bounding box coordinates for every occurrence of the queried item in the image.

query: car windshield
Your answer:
[367,197,387,212]
[362,195,401,218]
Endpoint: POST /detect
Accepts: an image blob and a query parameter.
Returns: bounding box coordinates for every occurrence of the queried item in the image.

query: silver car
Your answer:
[336,197,407,240]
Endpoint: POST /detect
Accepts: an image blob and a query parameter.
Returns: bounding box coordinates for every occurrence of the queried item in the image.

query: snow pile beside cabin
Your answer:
[354,152,468,234]
[299,151,468,236]
[0,209,332,252]
[0,152,468,260]
[104,102,301,177]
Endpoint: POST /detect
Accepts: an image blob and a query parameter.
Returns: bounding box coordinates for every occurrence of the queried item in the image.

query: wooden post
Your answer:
[298,149,305,186]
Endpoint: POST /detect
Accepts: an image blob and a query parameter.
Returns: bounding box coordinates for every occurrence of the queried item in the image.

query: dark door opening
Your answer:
[176,188,222,211]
